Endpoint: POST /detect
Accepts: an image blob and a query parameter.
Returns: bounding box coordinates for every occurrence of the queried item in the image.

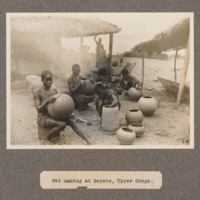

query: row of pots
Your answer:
[116,124,145,145]
[116,89,158,145]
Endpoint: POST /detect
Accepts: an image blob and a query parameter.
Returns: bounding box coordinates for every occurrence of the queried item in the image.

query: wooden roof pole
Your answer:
[80,36,84,65]
[141,49,145,90]
[177,36,190,104]
[174,49,179,82]
[108,33,113,74]
[80,36,83,49]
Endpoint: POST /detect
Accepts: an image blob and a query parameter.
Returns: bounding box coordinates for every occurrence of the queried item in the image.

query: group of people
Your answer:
[33,35,141,146]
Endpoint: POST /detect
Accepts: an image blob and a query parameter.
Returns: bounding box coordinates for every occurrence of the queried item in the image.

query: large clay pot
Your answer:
[128,123,145,138]
[125,109,143,124]
[116,127,136,145]
[81,80,95,95]
[101,105,119,133]
[138,96,158,116]
[48,93,74,120]
[127,87,143,101]
[112,60,118,67]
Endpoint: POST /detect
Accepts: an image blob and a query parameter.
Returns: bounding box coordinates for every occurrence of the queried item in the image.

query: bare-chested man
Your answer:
[33,70,92,145]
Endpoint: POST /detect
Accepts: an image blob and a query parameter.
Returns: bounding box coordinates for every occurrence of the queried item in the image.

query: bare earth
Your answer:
[10,58,191,147]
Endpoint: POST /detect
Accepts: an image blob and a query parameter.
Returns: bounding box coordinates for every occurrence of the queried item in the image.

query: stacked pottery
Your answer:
[138,96,158,116]
[128,123,145,138]
[125,109,143,124]
[127,87,143,101]
[116,127,136,145]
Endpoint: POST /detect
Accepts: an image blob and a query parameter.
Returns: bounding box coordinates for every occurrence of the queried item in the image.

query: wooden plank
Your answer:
[108,33,113,73]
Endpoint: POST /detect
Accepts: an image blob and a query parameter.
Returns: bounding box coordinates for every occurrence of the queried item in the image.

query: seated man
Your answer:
[95,83,121,123]
[120,68,142,91]
[68,64,95,111]
[33,70,92,145]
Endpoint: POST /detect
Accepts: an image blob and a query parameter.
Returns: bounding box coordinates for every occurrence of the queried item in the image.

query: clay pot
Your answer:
[81,80,95,95]
[128,123,145,138]
[138,96,158,116]
[48,93,74,120]
[125,109,143,124]
[127,87,143,101]
[116,127,136,145]
[112,60,118,67]
[101,105,119,132]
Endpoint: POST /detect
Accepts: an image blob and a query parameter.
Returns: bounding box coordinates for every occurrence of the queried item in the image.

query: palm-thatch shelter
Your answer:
[132,18,190,104]
[10,16,121,76]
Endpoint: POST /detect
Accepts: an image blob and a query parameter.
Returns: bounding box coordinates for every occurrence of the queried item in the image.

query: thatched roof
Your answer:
[11,17,121,38]
[132,18,189,53]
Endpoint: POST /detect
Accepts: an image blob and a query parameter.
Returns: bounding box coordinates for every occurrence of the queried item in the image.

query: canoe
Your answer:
[157,77,190,100]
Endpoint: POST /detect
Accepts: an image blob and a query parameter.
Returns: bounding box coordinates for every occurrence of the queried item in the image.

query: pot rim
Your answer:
[129,123,144,128]
[143,96,153,98]
[103,104,117,108]
[121,127,134,132]
[129,109,140,112]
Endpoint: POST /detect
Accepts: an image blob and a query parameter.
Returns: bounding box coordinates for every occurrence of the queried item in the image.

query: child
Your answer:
[95,83,121,122]
[120,68,141,91]
[33,70,92,145]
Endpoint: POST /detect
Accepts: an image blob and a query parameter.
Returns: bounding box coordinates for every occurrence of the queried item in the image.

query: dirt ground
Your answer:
[10,57,191,147]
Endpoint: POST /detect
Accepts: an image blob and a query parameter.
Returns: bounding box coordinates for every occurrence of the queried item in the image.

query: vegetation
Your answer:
[122,50,168,60]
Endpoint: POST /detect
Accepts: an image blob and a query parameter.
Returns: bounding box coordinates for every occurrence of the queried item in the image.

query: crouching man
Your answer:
[33,70,92,145]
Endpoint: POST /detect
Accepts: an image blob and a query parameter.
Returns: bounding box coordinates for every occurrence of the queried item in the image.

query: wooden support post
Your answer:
[174,49,179,82]
[141,52,145,90]
[80,36,83,50]
[108,33,113,73]
[50,33,56,73]
[80,36,84,65]
[177,36,190,104]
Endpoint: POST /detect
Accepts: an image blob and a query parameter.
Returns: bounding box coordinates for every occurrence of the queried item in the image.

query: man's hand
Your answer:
[81,81,86,87]
[47,96,57,103]
[89,77,95,84]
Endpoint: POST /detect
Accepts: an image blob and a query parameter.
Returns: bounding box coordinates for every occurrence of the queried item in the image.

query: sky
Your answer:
[61,12,192,55]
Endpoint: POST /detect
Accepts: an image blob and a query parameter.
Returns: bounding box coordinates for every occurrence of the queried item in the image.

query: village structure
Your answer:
[8,14,192,147]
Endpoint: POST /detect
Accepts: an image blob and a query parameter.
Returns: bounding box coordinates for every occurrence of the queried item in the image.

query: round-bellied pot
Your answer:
[81,80,95,95]
[116,127,136,145]
[128,123,145,138]
[112,60,118,67]
[127,87,143,101]
[125,109,143,124]
[138,96,158,116]
[48,93,74,120]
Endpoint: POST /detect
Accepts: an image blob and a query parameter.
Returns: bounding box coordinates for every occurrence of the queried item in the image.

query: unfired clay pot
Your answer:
[101,105,119,133]
[48,93,74,120]
[128,123,145,138]
[116,127,136,145]
[112,60,118,67]
[138,96,158,116]
[81,80,95,95]
[125,109,143,124]
[127,87,143,101]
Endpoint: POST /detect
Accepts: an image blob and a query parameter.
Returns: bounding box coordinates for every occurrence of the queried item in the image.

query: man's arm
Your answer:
[109,94,119,108]
[131,75,142,89]
[33,89,55,113]
[94,35,98,43]
[68,78,82,93]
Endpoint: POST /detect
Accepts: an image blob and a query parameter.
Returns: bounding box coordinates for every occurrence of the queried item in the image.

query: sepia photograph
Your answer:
[7,12,194,149]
